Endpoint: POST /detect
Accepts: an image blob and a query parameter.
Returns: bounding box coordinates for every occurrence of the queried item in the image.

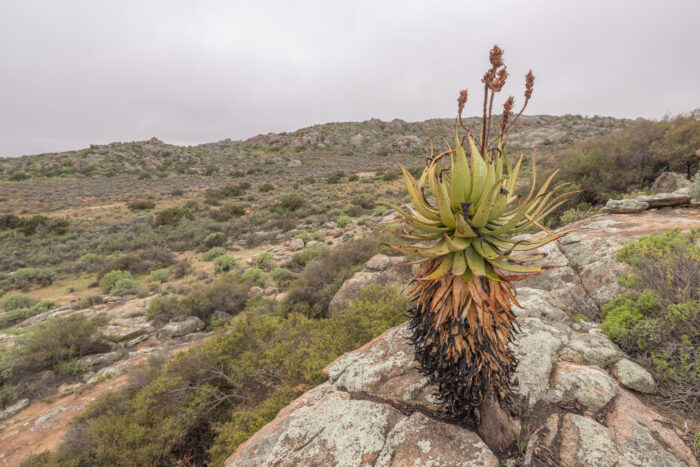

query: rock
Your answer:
[326,324,438,408]
[375,412,499,467]
[286,159,301,168]
[394,135,423,152]
[100,316,153,342]
[263,286,278,296]
[289,238,304,251]
[249,286,263,295]
[611,358,657,394]
[607,389,697,466]
[349,133,364,146]
[511,287,571,325]
[225,384,498,467]
[559,332,622,367]
[78,351,123,368]
[364,254,393,272]
[651,171,692,194]
[559,414,618,466]
[0,399,29,421]
[125,334,150,347]
[328,257,413,313]
[511,317,568,406]
[636,191,691,208]
[602,198,649,213]
[158,317,205,338]
[552,361,618,409]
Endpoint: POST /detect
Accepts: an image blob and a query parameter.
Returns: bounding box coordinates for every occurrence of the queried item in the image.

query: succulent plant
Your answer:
[381,46,577,417]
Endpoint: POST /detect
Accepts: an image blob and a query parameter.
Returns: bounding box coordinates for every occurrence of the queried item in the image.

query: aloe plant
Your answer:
[381,46,577,417]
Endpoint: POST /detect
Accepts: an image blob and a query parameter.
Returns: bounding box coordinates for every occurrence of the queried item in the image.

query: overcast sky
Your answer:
[1,0,698,157]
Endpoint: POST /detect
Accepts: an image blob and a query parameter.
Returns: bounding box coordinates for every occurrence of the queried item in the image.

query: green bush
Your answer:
[153,207,193,227]
[30,285,406,466]
[214,255,239,274]
[1,293,37,311]
[57,358,92,377]
[178,273,250,322]
[311,231,325,241]
[559,206,598,226]
[210,204,245,221]
[10,267,57,290]
[254,252,275,271]
[204,232,227,248]
[9,314,106,374]
[270,268,297,288]
[203,247,226,261]
[288,244,329,271]
[0,298,58,329]
[242,267,268,287]
[99,270,136,295]
[336,215,352,228]
[149,268,170,283]
[258,182,274,192]
[602,228,699,415]
[276,194,305,212]
[127,200,156,211]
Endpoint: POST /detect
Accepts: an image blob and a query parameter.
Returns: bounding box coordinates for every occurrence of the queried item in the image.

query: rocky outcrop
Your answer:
[328,254,414,313]
[651,171,693,194]
[226,210,700,467]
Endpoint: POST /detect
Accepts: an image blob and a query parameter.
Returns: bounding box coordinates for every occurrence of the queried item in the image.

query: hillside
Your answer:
[1,112,699,466]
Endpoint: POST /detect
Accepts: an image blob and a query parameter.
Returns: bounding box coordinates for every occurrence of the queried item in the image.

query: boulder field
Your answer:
[226,208,700,467]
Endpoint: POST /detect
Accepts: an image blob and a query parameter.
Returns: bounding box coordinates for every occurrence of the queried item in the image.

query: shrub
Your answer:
[210,204,245,221]
[348,175,359,182]
[288,244,329,271]
[602,228,699,415]
[149,268,170,283]
[559,206,598,226]
[1,293,37,311]
[283,236,384,318]
[178,273,250,321]
[99,270,135,295]
[254,253,275,271]
[203,247,226,261]
[258,182,274,192]
[214,255,239,274]
[311,231,325,241]
[153,207,193,227]
[342,204,364,217]
[336,215,352,228]
[146,295,180,320]
[0,298,57,329]
[10,267,57,290]
[294,232,311,242]
[205,232,227,248]
[276,194,305,212]
[242,267,268,287]
[270,268,297,288]
[10,314,106,374]
[127,200,156,211]
[57,358,92,377]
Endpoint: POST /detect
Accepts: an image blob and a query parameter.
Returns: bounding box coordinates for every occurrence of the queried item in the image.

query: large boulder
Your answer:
[636,191,691,208]
[651,171,693,194]
[158,316,205,338]
[602,198,649,214]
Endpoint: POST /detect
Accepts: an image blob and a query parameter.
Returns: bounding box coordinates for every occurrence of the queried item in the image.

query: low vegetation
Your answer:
[24,285,408,466]
[602,228,699,415]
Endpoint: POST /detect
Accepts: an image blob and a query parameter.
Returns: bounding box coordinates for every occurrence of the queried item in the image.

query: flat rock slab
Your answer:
[225,384,498,467]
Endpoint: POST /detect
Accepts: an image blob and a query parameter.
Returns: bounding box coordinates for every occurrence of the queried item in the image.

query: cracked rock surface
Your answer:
[226,209,700,467]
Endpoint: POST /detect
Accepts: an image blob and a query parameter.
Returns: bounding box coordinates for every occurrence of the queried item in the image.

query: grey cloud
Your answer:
[1,0,698,157]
